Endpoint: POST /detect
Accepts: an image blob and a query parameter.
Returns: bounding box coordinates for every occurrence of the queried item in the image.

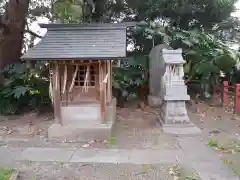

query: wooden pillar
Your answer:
[107,60,111,104]
[62,63,68,106]
[110,60,113,102]
[223,81,228,107]
[235,84,240,114]
[99,61,107,123]
[103,61,106,122]
[53,62,62,124]
[103,61,107,121]
[99,61,104,122]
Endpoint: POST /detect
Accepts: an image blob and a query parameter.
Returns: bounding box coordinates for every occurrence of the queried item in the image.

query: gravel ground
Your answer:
[0,107,179,151]
[5,102,240,179]
[14,161,201,180]
[0,106,184,179]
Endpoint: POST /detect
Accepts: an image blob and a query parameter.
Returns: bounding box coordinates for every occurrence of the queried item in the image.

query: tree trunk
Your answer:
[0,0,29,69]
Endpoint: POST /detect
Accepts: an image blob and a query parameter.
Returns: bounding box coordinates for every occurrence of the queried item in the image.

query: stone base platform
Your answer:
[162,124,201,136]
[156,112,201,136]
[48,98,117,141]
[48,121,114,141]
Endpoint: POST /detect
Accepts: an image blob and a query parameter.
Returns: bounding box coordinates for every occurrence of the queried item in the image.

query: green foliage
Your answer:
[49,0,237,29]
[0,167,12,180]
[108,136,117,145]
[171,29,238,73]
[52,0,100,23]
[137,22,240,97]
[1,0,238,112]
[112,56,148,102]
[208,139,218,147]
[109,0,237,29]
[53,0,84,23]
[171,29,239,97]
[0,63,51,115]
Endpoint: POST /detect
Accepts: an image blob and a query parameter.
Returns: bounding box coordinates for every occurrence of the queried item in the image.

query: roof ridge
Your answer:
[39,22,136,30]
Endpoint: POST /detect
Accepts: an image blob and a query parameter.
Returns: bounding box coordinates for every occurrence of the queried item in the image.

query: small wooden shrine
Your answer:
[22,23,134,140]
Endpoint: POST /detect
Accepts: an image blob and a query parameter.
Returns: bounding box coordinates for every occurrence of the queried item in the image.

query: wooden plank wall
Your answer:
[50,60,112,124]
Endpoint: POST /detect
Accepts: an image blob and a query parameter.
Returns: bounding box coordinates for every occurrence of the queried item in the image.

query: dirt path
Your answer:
[0,102,239,179]
[0,106,198,180]
[0,107,179,151]
[188,102,240,176]
[14,162,201,180]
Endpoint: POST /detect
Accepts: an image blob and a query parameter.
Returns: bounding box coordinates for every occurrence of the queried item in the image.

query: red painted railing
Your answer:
[186,80,240,114]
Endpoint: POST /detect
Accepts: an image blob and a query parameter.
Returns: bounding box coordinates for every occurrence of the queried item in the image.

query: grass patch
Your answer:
[143,164,154,171]
[209,139,240,154]
[0,167,12,180]
[208,139,218,147]
[222,157,240,177]
[108,136,116,145]
[224,159,240,177]
[168,164,201,180]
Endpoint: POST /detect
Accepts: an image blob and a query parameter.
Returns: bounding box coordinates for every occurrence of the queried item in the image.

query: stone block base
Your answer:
[148,95,162,107]
[48,98,117,142]
[159,101,190,125]
[162,124,201,136]
[156,101,202,136]
[48,121,113,142]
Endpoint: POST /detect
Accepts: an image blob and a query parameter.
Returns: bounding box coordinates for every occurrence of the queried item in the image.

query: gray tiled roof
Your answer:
[22,23,134,60]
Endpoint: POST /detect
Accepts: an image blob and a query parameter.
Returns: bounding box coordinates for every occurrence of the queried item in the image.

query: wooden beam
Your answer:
[62,63,68,106]
[62,63,68,94]
[67,61,99,65]
[69,65,78,92]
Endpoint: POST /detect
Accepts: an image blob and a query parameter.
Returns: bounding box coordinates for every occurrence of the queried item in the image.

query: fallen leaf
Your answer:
[173,176,179,180]
[6,129,12,135]
[88,140,95,144]
[62,138,67,143]
[210,129,221,134]
[169,168,174,175]
[82,144,90,148]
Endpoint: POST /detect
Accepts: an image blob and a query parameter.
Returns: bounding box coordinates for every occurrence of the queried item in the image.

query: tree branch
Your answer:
[0,17,10,34]
[25,29,42,38]
[0,18,7,29]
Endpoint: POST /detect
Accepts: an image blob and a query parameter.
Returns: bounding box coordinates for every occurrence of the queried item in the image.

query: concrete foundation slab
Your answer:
[0,147,23,166]
[178,137,238,180]
[70,148,185,164]
[128,149,185,164]
[70,149,130,163]
[15,147,75,162]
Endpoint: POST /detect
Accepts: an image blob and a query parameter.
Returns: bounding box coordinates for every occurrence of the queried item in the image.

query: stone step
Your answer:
[61,104,101,125]
[48,122,113,141]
